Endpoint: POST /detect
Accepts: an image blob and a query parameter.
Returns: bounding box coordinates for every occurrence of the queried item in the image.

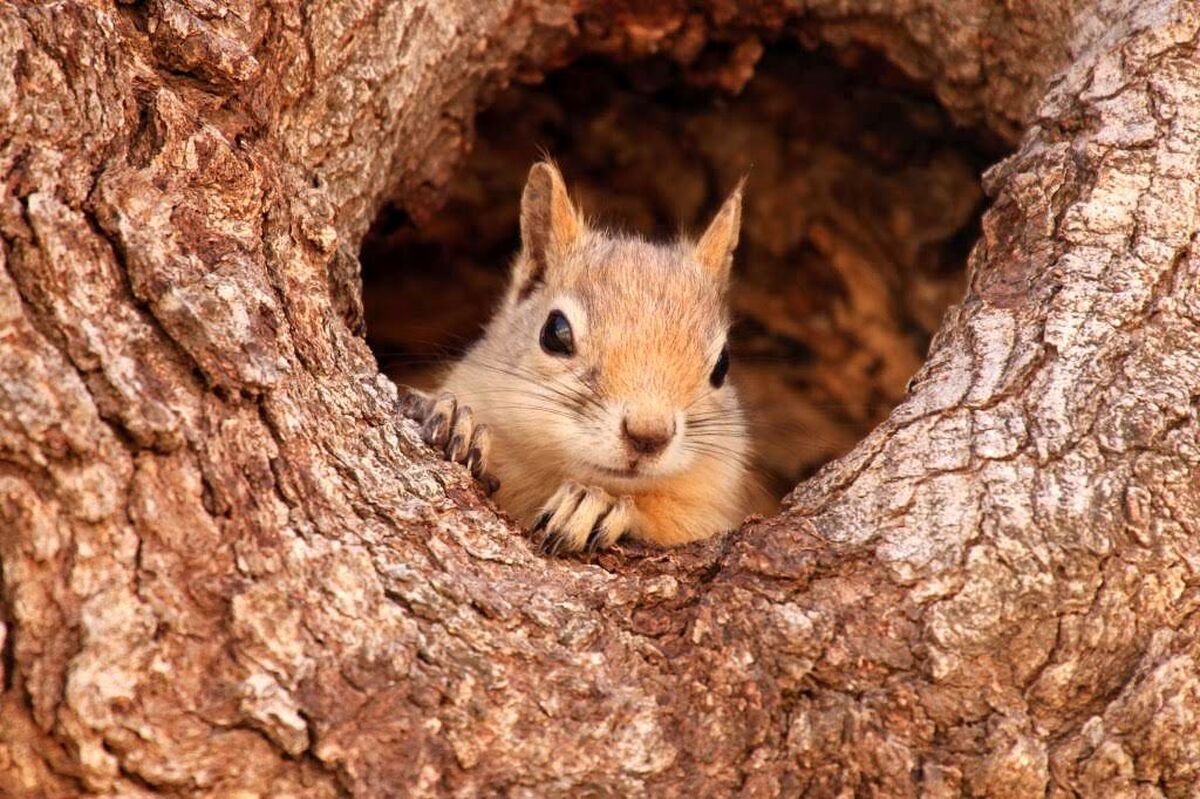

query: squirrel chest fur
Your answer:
[401,161,755,554]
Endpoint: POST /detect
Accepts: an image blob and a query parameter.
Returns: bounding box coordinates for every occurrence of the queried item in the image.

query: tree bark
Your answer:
[2,0,1199,796]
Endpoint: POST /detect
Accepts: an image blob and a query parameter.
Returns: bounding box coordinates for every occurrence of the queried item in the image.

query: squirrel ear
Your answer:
[694,179,745,286]
[515,161,582,297]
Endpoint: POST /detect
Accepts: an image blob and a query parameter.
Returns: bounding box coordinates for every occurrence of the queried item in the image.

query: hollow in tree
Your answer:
[1,0,1199,796]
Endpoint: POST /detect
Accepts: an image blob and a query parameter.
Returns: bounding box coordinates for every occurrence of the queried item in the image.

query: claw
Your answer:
[421,413,448,447]
[531,485,633,556]
[399,388,430,420]
[532,520,554,551]
[403,390,497,495]
[585,522,605,554]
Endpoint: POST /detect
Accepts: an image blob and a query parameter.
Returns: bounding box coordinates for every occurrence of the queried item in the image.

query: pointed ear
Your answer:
[514,161,582,298]
[694,178,745,286]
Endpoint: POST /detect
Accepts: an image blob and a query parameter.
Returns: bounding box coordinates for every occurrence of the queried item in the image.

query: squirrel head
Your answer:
[474,161,746,491]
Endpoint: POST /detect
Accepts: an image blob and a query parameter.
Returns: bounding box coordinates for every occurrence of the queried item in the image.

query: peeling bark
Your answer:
[1,1,1199,797]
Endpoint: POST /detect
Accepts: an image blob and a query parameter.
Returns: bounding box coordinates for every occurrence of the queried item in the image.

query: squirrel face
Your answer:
[462,162,745,494]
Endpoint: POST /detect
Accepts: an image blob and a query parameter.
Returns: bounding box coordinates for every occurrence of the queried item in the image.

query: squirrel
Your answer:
[400,161,756,554]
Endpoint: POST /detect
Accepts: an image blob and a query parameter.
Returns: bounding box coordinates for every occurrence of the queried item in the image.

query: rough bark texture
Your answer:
[1,1,1198,797]
[362,49,996,497]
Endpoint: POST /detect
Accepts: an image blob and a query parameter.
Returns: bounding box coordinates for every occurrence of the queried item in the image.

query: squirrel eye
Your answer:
[540,310,575,357]
[709,346,730,388]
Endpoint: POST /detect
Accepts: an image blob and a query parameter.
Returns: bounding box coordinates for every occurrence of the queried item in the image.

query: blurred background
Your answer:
[361,47,1003,500]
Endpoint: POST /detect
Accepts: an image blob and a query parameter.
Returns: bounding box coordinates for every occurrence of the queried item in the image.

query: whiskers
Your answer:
[461,356,605,427]
[683,406,780,502]
[683,409,753,466]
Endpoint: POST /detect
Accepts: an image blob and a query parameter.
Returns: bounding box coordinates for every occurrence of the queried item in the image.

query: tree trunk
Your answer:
[2,1,1199,796]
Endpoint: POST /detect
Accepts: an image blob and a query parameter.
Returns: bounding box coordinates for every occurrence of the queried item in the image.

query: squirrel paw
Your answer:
[400,388,498,494]
[532,482,634,556]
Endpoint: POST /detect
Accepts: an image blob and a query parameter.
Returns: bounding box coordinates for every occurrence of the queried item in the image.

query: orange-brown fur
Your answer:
[422,161,755,552]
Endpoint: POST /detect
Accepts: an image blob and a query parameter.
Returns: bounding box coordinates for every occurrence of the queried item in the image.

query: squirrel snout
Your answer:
[621,415,675,457]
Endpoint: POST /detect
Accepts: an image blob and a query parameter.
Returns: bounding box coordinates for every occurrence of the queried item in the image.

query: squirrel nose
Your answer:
[621,415,675,456]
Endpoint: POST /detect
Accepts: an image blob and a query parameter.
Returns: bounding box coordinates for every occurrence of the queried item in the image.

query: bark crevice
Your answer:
[2,0,1199,796]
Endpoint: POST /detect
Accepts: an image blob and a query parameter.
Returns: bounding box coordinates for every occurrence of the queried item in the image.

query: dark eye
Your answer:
[540,310,575,356]
[710,345,730,388]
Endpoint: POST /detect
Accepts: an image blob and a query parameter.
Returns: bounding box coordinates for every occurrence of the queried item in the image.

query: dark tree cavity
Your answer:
[362,49,999,497]
[1,1,1199,796]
